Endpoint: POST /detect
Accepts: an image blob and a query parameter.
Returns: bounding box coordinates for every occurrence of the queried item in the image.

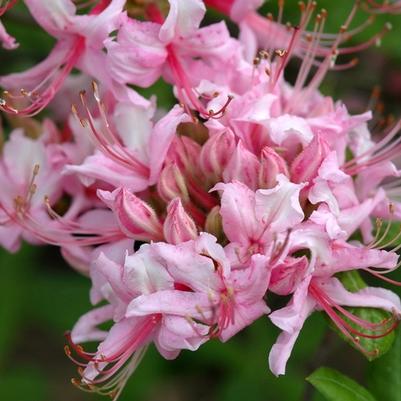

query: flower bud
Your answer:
[98,188,163,241]
[163,198,198,244]
[157,163,189,203]
[223,140,260,190]
[290,132,330,184]
[258,146,289,189]
[167,135,202,177]
[200,130,236,181]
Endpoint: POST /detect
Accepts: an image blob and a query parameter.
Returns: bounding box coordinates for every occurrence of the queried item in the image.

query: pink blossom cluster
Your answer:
[0,0,401,399]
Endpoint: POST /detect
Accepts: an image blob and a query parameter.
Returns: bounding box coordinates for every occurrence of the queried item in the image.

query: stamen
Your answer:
[0,37,85,117]
[309,283,396,357]
[76,86,150,176]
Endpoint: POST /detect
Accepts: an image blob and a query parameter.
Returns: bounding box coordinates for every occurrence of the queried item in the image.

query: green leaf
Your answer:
[368,328,401,401]
[306,367,377,401]
[337,270,367,292]
[0,245,37,365]
[333,271,395,360]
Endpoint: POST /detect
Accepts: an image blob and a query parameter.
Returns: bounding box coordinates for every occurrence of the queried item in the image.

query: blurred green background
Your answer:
[1,1,401,401]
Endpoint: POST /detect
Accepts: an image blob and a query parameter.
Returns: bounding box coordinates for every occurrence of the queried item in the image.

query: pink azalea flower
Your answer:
[268,227,400,375]
[0,0,130,116]
[213,175,305,266]
[0,129,66,251]
[68,232,270,398]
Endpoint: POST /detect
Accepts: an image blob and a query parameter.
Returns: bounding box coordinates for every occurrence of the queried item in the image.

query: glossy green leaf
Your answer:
[334,271,396,360]
[0,246,37,365]
[368,329,401,401]
[307,367,377,401]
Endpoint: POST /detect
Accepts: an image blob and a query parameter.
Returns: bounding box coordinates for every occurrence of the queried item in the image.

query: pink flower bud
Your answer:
[200,130,236,181]
[290,132,330,184]
[259,146,289,189]
[98,188,163,241]
[163,198,198,244]
[157,163,189,203]
[223,140,260,190]
[167,135,202,177]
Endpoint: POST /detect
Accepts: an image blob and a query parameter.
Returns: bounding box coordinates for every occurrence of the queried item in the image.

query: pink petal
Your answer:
[213,181,259,245]
[255,174,305,233]
[126,290,212,319]
[71,304,114,343]
[159,0,206,43]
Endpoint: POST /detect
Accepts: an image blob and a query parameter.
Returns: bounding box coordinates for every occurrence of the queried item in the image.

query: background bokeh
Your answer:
[0,1,401,400]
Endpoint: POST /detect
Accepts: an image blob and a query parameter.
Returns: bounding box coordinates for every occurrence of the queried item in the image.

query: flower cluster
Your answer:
[1,0,401,399]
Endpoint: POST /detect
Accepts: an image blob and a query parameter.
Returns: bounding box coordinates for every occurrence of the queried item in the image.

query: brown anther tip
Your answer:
[298,1,305,12]
[321,8,328,17]
[340,25,347,33]
[64,345,71,355]
[30,184,37,194]
[266,12,273,20]
[71,378,81,386]
[71,104,77,114]
[385,22,393,31]
[389,203,395,214]
[351,58,359,66]
[275,49,287,57]
[33,164,40,175]
[253,57,261,65]
[208,109,215,116]
[79,90,86,98]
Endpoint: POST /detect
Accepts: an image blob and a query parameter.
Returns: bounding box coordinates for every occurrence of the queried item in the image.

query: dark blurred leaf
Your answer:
[368,328,401,401]
[307,367,377,401]
[0,245,37,365]
[0,365,48,401]
[334,271,395,360]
